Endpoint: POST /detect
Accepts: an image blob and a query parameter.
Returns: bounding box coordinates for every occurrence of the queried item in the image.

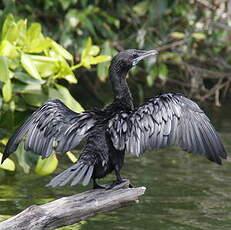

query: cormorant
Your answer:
[2,49,227,189]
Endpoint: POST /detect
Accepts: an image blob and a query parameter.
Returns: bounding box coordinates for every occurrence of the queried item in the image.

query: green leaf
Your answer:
[192,32,206,41]
[49,84,84,112]
[13,81,42,94]
[170,32,185,40]
[66,9,80,27]
[146,65,158,87]
[2,14,15,37]
[14,72,45,85]
[25,23,51,53]
[0,56,9,83]
[160,52,182,64]
[146,74,154,87]
[89,55,111,65]
[15,19,27,47]
[2,79,12,102]
[133,1,149,16]
[97,62,108,82]
[28,38,51,53]
[22,92,48,107]
[1,14,18,42]
[27,23,42,42]
[28,55,58,63]
[66,151,78,163]
[160,52,175,61]
[158,63,168,80]
[97,42,115,82]
[57,59,77,83]
[35,154,58,176]
[13,96,27,112]
[81,38,92,60]
[15,142,30,174]
[0,41,18,58]
[0,138,8,145]
[89,45,100,56]
[21,54,41,80]
[80,38,111,69]
[31,58,58,78]
[56,84,84,112]
[7,57,20,70]
[63,73,77,84]
[0,152,15,171]
[51,40,73,62]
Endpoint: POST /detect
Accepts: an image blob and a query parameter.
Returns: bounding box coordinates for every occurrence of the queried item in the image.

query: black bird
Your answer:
[2,49,227,189]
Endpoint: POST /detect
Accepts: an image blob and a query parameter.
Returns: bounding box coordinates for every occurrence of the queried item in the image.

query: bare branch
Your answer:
[0,184,146,230]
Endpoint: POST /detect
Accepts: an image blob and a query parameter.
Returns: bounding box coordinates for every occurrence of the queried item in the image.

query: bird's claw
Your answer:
[93,180,107,189]
[106,178,132,190]
[93,178,133,190]
[93,184,107,189]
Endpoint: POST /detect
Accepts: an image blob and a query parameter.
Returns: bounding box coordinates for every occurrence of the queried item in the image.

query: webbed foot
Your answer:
[93,179,107,189]
[106,178,132,190]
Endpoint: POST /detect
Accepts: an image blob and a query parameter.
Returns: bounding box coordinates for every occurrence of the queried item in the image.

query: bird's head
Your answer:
[109,49,158,101]
[109,49,158,74]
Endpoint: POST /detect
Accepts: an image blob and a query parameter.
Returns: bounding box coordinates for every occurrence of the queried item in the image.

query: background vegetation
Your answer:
[0,0,230,174]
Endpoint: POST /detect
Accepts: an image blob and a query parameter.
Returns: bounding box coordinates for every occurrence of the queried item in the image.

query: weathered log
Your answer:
[0,183,146,230]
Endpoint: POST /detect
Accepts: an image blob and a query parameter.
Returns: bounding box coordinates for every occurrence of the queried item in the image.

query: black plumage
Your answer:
[2,49,227,189]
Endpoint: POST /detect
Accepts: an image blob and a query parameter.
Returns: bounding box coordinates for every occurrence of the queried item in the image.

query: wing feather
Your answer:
[108,93,226,164]
[3,99,96,162]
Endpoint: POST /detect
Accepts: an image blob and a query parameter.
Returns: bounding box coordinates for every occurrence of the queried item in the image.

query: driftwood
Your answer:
[0,182,146,230]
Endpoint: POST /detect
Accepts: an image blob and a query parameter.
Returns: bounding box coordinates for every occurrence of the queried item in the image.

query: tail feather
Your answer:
[82,166,94,186]
[46,162,94,187]
[58,165,84,186]
[71,165,88,186]
[46,163,82,187]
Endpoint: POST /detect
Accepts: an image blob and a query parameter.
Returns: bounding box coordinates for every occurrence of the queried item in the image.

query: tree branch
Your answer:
[0,184,146,230]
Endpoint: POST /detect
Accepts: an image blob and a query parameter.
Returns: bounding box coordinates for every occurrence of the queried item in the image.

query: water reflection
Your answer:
[1,105,231,230]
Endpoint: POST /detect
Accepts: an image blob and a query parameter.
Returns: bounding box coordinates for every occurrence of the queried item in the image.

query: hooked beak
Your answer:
[132,49,158,66]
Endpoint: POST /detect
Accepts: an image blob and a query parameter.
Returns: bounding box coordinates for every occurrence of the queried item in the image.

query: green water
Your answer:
[1,105,231,230]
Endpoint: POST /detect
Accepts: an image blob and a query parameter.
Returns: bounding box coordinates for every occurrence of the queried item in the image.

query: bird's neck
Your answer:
[109,68,134,110]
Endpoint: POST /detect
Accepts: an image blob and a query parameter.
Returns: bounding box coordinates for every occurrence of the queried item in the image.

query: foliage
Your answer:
[0,152,15,171]
[0,14,110,173]
[0,14,109,108]
[6,0,229,105]
[72,37,111,70]
[35,155,58,176]
[66,151,78,163]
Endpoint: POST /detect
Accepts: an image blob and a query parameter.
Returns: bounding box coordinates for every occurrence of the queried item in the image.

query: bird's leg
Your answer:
[114,165,134,188]
[106,165,133,189]
[115,164,124,183]
[93,178,107,189]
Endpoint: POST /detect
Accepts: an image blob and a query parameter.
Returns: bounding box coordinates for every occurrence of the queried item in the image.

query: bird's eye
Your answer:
[133,53,138,59]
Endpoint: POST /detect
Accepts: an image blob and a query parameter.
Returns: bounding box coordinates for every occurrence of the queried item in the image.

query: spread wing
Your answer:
[2,99,96,162]
[108,93,227,164]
